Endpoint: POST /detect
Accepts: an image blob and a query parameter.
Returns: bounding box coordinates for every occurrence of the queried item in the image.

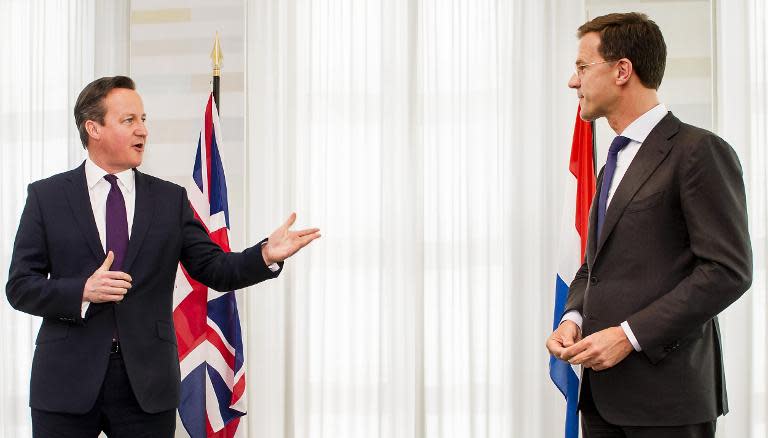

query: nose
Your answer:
[568,73,580,89]
[135,120,148,137]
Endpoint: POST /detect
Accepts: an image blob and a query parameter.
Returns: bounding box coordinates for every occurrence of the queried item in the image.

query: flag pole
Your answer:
[211,32,223,114]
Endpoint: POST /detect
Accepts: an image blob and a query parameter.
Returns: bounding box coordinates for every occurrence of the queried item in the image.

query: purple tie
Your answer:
[596,136,631,238]
[104,174,129,271]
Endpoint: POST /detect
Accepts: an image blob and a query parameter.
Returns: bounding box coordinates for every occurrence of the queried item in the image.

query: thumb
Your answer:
[99,251,115,271]
[282,212,297,230]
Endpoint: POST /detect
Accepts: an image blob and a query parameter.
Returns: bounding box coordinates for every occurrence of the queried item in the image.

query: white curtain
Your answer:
[715,1,768,437]
[244,1,584,437]
[2,1,765,437]
[0,1,128,436]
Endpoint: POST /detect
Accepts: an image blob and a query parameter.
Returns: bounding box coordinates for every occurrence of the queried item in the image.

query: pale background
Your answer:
[0,0,765,437]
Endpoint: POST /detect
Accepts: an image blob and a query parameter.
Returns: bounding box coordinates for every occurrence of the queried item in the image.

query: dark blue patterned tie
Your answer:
[596,136,631,238]
[104,174,128,271]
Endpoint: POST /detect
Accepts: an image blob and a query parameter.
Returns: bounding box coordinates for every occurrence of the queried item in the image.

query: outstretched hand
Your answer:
[261,213,321,265]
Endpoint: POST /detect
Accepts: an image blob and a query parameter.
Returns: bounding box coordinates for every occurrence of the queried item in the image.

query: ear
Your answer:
[84,120,100,141]
[615,58,633,85]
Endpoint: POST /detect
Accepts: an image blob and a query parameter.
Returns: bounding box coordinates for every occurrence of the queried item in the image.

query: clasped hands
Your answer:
[83,212,320,304]
[546,320,634,371]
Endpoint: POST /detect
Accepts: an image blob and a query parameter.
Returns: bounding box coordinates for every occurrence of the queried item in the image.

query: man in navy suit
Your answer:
[6,76,320,437]
[546,13,751,438]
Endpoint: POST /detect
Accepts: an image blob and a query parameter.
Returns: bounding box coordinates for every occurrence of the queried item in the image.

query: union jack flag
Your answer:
[173,92,246,438]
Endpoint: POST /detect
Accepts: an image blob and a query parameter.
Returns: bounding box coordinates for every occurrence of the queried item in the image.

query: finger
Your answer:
[568,349,595,365]
[105,279,133,289]
[561,340,589,360]
[282,212,297,230]
[99,286,129,296]
[96,293,125,303]
[295,227,321,237]
[299,232,321,246]
[99,251,115,271]
[546,338,565,357]
[102,271,133,282]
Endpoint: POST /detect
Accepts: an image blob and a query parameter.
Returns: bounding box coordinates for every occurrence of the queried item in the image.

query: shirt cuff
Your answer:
[621,320,642,351]
[561,310,583,329]
[260,240,281,272]
[81,301,90,319]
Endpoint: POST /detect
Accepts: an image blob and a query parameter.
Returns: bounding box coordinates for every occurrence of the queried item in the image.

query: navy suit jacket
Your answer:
[6,162,280,414]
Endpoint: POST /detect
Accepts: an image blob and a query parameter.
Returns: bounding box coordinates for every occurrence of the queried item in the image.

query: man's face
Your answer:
[568,32,618,121]
[88,88,147,173]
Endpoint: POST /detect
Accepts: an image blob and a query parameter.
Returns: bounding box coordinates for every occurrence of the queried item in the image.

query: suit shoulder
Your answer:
[28,167,82,192]
[672,121,735,155]
[676,120,712,136]
[137,171,187,196]
[671,121,743,176]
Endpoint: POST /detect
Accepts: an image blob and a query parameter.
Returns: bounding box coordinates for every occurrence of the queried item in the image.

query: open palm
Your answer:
[263,212,321,264]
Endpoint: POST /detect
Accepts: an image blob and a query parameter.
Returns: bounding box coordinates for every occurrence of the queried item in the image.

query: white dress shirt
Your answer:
[563,104,669,351]
[81,158,136,316]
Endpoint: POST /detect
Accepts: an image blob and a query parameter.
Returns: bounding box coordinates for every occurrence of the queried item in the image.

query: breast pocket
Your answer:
[625,191,664,213]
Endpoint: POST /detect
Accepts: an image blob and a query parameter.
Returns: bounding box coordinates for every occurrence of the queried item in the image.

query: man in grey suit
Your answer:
[546,13,752,438]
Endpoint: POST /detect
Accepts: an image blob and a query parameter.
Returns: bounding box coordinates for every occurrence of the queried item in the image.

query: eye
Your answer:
[123,117,133,124]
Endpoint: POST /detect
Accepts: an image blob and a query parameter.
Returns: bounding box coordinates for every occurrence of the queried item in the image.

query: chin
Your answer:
[579,107,601,122]
[579,110,595,122]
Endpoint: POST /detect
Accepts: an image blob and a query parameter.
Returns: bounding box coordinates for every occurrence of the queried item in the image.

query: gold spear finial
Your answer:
[211,32,223,77]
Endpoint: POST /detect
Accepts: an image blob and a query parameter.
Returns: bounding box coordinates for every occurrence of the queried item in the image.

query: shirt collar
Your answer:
[620,103,669,144]
[84,157,136,193]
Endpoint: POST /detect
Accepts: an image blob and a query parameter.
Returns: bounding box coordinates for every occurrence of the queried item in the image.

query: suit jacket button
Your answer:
[590,276,598,285]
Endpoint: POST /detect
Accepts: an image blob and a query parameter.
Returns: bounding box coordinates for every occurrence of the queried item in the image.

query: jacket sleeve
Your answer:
[626,134,752,357]
[6,184,87,321]
[178,188,282,291]
[564,261,589,317]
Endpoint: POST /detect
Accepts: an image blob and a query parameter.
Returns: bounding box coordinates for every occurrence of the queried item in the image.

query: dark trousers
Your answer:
[32,352,175,438]
[580,373,716,438]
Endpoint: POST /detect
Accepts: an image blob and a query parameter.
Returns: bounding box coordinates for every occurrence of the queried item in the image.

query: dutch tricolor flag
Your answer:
[550,105,595,438]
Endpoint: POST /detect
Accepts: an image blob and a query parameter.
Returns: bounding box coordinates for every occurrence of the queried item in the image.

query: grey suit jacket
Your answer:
[564,112,752,426]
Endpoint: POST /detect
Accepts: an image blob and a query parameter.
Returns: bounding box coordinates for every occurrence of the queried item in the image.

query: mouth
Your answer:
[132,143,145,151]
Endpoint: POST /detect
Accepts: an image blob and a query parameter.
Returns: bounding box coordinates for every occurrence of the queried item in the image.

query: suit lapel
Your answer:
[586,168,602,267]
[64,163,105,261]
[122,169,154,273]
[595,113,680,258]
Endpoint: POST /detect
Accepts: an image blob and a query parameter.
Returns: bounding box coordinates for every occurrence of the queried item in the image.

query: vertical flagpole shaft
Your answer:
[211,32,223,114]
[213,76,220,114]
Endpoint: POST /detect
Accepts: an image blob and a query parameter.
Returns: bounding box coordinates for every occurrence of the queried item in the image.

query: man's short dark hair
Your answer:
[74,76,136,149]
[578,12,667,90]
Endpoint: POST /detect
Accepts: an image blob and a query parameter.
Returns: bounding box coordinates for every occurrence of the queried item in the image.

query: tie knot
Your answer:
[609,136,632,155]
[104,174,119,186]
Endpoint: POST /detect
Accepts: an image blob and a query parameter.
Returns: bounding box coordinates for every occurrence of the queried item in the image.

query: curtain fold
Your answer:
[245,1,583,437]
[715,1,768,437]
[0,1,128,436]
